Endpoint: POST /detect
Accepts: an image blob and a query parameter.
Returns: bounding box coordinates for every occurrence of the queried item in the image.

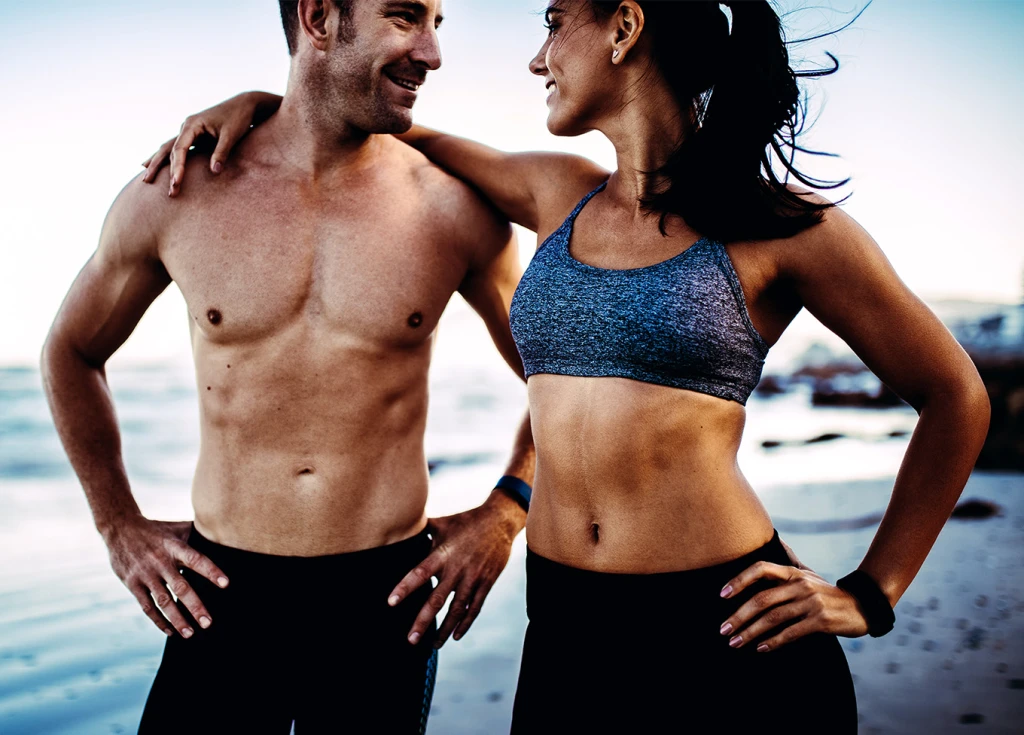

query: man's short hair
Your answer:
[279,0,353,55]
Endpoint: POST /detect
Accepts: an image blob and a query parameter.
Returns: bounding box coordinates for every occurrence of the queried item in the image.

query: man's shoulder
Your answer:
[392,142,481,209]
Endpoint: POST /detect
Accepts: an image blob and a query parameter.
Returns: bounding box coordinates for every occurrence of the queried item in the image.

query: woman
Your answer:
[144,1,990,731]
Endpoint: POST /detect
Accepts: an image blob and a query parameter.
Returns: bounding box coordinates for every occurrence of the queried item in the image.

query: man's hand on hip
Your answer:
[104,518,229,639]
[388,490,525,648]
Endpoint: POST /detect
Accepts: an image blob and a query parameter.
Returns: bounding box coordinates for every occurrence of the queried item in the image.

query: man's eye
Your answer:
[543,22,559,37]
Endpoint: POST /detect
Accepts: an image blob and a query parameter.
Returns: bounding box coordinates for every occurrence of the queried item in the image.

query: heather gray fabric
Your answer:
[509,181,769,405]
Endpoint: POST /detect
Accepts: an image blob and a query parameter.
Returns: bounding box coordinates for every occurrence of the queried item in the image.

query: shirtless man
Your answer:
[40,0,532,731]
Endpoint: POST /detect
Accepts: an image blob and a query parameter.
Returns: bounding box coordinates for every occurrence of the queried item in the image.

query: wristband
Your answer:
[495,475,532,512]
[835,569,895,638]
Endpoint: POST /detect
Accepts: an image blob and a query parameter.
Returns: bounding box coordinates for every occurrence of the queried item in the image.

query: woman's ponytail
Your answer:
[594,1,850,242]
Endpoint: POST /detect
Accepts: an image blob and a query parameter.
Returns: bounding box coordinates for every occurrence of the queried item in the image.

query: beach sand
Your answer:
[2,470,1020,734]
[422,469,1024,735]
[2,358,1021,733]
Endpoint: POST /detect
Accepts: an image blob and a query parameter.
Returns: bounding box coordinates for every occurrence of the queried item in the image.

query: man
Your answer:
[40,0,532,731]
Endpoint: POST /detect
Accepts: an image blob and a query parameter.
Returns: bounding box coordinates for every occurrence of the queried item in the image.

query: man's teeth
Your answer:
[392,77,420,91]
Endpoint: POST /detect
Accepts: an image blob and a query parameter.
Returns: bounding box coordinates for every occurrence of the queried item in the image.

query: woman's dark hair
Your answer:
[591,0,863,242]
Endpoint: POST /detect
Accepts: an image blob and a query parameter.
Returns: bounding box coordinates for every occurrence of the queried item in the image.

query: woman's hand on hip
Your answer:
[718,561,870,652]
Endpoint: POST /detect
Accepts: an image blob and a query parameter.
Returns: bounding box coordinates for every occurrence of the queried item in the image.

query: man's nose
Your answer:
[411,27,442,71]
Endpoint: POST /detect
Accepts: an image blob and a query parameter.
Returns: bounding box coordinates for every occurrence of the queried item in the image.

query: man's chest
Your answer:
[159,197,468,348]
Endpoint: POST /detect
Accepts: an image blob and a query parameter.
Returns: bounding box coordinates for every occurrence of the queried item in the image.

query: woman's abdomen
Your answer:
[526,374,775,573]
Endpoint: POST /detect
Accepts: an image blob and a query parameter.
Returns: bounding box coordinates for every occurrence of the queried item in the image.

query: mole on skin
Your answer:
[407,312,423,328]
[207,309,222,325]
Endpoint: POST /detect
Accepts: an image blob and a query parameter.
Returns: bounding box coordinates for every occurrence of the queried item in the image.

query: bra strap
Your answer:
[567,180,609,223]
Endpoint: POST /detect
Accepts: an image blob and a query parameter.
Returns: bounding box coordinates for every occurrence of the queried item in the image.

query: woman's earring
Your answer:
[612,49,620,61]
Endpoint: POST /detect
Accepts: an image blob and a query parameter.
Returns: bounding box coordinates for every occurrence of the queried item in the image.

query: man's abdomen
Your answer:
[189,338,432,556]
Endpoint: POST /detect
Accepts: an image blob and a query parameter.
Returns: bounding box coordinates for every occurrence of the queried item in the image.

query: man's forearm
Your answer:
[41,341,143,538]
[487,410,535,533]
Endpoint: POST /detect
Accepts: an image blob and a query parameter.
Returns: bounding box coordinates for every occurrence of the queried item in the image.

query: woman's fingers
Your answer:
[754,617,820,653]
[720,560,795,598]
[168,118,207,197]
[720,582,801,637]
[726,600,812,650]
[141,139,176,184]
[210,123,247,174]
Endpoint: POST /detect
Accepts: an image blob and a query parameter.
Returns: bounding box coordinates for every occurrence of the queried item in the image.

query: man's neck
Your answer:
[261,85,386,182]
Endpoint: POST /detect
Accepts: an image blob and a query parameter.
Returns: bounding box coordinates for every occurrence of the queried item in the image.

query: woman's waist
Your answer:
[525,527,789,626]
[526,469,774,574]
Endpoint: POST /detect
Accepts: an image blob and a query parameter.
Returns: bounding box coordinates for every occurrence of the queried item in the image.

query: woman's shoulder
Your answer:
[529,154,609,237]
[770,184,885,281]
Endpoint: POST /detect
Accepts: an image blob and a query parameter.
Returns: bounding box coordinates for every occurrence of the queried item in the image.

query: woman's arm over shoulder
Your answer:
[398,126,608,234]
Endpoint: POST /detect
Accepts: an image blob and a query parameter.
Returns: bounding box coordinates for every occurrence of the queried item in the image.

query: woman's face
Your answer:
[529,1,618,137]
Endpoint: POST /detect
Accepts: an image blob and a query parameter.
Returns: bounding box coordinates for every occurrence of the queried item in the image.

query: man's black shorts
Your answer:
[138,525,437,734]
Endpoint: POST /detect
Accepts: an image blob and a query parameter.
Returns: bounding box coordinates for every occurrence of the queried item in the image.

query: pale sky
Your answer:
[1,0,1022,366]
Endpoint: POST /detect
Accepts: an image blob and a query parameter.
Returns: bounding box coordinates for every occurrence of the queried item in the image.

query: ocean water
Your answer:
[19,327,1024,735]
[0,352,931,734]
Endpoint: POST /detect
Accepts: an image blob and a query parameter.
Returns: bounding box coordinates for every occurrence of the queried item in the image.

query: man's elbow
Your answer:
[40,328,97,391]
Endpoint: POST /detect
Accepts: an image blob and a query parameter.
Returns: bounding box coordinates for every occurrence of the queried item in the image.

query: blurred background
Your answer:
[1,1,1021,733]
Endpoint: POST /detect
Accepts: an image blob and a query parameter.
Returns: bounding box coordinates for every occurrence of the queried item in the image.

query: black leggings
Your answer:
[139,526,437,735]
[511,530,857,734]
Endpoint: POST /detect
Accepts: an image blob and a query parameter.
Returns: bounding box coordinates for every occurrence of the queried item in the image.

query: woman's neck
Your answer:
[597,75,695,214]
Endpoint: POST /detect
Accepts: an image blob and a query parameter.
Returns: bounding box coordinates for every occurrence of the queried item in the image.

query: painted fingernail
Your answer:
[728,636,742,648]
[212,161,223,173]
[199,616,211,629]
[757,644,770,653]
[720,623,733,636]
[217,576,229,588]
[182,627,194,639]
[409,632,420,645]
[388,595,400,606]
[720,585,733,598]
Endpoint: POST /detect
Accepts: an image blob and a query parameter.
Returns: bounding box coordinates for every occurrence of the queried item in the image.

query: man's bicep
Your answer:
[48,189,171,365]
[458,211,525,379]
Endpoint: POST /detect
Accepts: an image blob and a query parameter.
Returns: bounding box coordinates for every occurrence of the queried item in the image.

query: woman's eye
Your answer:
[543,22,559,37]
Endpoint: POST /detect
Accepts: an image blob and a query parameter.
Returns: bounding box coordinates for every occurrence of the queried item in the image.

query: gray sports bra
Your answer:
[509,181,769,405]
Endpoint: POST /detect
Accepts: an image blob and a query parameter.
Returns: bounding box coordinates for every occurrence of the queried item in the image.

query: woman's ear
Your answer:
[610,1,645,64]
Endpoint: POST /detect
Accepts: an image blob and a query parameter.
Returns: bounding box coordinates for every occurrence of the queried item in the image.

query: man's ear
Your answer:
[298,0,332,52]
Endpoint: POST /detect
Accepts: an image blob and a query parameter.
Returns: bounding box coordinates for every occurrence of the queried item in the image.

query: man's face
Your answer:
[321,0,443,134]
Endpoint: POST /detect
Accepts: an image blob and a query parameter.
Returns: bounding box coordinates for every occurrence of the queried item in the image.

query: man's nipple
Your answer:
[207,309,222,325]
